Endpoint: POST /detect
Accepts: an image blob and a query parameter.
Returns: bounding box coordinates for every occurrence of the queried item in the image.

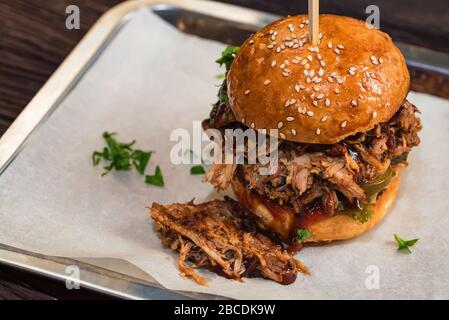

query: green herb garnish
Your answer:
[131,149,152,175]
[294,229,312,243]
[394,234,419,254]
[145,165,165,187]
[216,46,240,71]
[92,132,152,176]
[190,165,206,175]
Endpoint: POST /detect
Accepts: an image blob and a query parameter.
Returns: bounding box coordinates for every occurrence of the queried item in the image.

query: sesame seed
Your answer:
[309,70,315,77]
[379,58,384,64]
[334,88,340,94]
[280,133,286,139]
[250,122,255,128]
[292,59,300,64]
[280,63,285,69]
[306,77,312,83]
[313,77,322,83]
[267,44,275,49]
[318,68,324,77]
[321,116,328,122]
[277,121,284,128]
[319,32,323,40]
[280,44,286,50]
[348,67,357,75]
[327,77,334,83]
[241,118,246,124]
[320,60,326,67]
[341,120,348,128]
[249,39,255,44]
[371,55,379,65]
[286,116,295,122]
[301,59,308,65]
[290,98,296,104]
[313,85,320,92]
[285,100,291,107]
[282,72,290,77]
[291,129,297,136]
[351,100,358,107]
[317,94,324,100]
[306,111,314,116]
[313,101,318,107]
[328,42,333,49]
[307,55,313,61]
[264,80,271,86]
[337,77,345,84]
[300,23,305,29]
[304,64,310,70]
[316,128,321,135]
[334,48,341,55]
[295,84,301,92]
[284,68,291,73]
[299,85,306,89]
[245,90,251,95]
[276,47,281,53]
[304,70,309,76]
[325,98,331,106]
[372,111,378,119]
[269,30,274,35]
[273,31,278,36]
[271,60,277,67]
[317,54,322,60]
[337,44,345,49]
[271,35,276,41]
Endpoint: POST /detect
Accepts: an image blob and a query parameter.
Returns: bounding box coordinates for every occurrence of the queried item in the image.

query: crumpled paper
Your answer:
[1,9,448,299]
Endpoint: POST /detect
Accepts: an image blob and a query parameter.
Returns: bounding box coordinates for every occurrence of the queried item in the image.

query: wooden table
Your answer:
[1,0,448,299]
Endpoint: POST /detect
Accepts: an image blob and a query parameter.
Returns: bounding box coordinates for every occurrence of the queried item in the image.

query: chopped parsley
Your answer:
[92,132,152,177]
[294,229,312,243]
[190,165,206,175]
[145,165,165,187]
[394,234,419,254]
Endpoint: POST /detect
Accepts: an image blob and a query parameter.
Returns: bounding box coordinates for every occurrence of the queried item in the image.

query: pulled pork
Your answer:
[151,198,307,285]
[204,100,421,215]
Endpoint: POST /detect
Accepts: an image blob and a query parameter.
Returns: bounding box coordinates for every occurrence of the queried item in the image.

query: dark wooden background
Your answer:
[0,0,448,299]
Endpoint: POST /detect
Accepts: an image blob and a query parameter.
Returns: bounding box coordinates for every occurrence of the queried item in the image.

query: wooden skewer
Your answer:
[308,0,319,46]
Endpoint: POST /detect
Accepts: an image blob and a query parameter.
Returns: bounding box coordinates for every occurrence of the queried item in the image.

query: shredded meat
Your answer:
[205,100,422,214]
[203,164,236,190]
[150,198,307,285]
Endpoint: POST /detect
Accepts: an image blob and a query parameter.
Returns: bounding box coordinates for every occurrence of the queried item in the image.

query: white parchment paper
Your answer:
[1,9,449,299]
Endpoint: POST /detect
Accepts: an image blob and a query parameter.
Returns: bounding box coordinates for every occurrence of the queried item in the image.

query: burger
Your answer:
[203,15,422,245]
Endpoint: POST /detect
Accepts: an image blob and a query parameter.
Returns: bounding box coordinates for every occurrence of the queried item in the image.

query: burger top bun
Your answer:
[227,15,410,144]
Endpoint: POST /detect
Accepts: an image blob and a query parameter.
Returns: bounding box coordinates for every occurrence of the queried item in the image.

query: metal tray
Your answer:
[1,0,449,300]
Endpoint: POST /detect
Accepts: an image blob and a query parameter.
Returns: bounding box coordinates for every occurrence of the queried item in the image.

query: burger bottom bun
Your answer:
[232,170,401,244]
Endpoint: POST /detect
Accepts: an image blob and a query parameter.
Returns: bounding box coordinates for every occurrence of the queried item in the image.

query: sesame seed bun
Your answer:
[231,168,401,243]
[227,15,410,144]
